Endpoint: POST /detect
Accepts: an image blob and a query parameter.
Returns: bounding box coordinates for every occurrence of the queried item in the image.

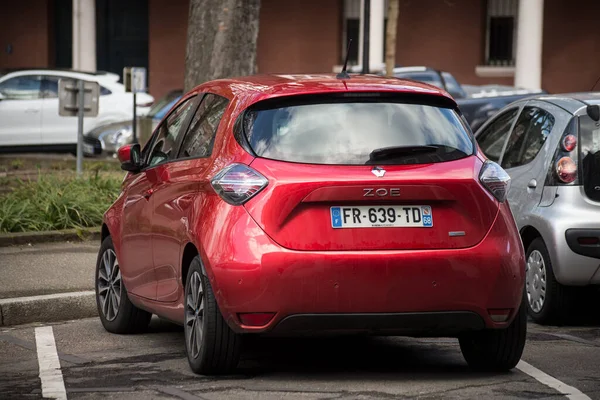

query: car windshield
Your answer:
[243,96,473,165]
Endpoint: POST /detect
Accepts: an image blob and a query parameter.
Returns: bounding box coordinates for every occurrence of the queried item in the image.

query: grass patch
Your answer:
[0,174,122,233]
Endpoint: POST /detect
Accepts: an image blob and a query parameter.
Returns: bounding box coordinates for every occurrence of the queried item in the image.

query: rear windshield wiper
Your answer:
[369,145,441,161]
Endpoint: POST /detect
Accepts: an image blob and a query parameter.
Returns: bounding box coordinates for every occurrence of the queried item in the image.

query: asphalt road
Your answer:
[1,317,599,399]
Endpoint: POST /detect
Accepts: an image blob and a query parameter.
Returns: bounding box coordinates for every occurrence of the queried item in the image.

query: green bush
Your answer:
[0,174,122,233]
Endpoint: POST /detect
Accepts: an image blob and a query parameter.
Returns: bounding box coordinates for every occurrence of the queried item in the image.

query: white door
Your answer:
[0,75,43,146]
[40,76,78,145]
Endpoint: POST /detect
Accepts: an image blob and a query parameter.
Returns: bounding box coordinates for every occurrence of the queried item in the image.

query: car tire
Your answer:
[525,238,571,325]
[185,256,241,375]
[459,302,527,371]
[95,236,152,334]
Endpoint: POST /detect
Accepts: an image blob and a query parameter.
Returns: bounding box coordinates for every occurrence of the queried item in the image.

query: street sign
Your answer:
[123,67,147,93]
[58,78,100,176]
[58,79,99,117]
[123,66,147,144]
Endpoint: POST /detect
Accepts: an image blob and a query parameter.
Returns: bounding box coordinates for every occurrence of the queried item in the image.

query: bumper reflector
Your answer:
[238,312,276,327]
[488,309,512,322]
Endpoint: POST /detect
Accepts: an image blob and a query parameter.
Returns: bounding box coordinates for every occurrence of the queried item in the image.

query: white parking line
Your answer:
[35,326,67,400]
[517,360,591,400]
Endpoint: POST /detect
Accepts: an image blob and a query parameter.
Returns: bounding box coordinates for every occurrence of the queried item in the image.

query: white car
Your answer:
[0,69,154,153]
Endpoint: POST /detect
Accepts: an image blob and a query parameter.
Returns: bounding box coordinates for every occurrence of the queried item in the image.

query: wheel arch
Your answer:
[181,242,200,289]
[520,225,543,253]
[101,223,111,243]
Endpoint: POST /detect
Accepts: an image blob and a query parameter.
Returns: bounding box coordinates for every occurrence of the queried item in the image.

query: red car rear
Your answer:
[96,74,526,375]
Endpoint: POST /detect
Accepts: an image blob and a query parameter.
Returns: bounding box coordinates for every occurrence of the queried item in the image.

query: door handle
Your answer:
[25,109,39,114]
[144,189,154,200]
[527,179,537,189]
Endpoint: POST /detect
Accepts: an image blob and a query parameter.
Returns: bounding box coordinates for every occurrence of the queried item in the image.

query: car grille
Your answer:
[83,137,102,155]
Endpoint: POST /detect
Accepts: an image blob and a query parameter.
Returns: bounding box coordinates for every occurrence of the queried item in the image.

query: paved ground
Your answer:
[1,316,599,399]
[0,242,97,298]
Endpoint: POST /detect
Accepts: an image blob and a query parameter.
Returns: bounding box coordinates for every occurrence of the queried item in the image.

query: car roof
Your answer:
[524,92,600,114]
[0,68,121,84]
[192,73,454,111]
[0,67,117,76]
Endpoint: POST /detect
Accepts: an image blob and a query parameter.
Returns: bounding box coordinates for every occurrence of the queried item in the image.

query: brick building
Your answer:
[1,0,599,100]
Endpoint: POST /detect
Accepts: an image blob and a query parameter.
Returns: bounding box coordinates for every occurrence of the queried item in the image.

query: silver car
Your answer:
[475,93,600,324]
[83,89,182,157]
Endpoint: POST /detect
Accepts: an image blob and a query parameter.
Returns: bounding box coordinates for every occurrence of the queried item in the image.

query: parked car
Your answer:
[83,89,182,157]
[97,73,526,374]
[0,68,154,153]
[474,93,600,324]
[392,66,546,132]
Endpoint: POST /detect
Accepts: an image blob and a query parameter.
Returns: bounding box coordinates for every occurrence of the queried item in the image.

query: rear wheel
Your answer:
[184,256,241,375]
[459,302,527,371]
[95,236,152,333]
[525,238,571,324]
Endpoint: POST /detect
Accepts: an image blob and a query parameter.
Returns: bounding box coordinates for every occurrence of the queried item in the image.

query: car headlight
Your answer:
[108,127,133,146]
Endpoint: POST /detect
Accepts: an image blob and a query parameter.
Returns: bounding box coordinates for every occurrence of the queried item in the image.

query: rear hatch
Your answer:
[239,93,499,251]
[580,113,600,202]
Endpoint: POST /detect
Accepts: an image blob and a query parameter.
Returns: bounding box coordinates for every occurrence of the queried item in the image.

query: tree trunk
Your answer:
[184,0,261,91]
[385,0,399,76]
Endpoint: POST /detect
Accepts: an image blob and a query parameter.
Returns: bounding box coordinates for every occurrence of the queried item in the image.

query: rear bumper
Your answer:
[199,202,524,336]
[269,312,484,337]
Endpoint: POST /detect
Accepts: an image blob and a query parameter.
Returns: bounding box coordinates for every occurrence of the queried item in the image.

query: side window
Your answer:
[0,75,42,100]
[41,77,60,98]
[476,108,518,162]
[145,97,197,167]
[178,94,229,159]
[501,106,555,169]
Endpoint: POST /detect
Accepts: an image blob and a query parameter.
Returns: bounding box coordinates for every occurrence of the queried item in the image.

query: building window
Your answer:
[486,0,518,66]
[343,0,361,65]
[342,0,388,66]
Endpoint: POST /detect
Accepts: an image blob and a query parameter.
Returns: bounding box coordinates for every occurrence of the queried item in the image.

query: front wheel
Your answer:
[184,256,241,375]
[459,303,527,371]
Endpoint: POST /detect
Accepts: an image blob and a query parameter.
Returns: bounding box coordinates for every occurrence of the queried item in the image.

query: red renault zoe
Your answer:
[96,74,526,375]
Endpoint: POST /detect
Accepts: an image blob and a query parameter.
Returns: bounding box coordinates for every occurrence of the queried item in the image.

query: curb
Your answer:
[0,227,101,247]
[0,291,97,327]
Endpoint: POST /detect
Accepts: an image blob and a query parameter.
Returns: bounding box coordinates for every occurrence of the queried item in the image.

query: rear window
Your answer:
[580,115,600,201]
[242,95,473,165]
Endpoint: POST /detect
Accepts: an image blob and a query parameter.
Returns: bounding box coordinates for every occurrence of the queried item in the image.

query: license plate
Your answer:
[330,205,433,228]
[83,143,95,155]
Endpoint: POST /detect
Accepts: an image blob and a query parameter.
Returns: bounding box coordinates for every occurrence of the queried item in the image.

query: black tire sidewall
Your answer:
[95,236,136,332]
[184,256,211,373]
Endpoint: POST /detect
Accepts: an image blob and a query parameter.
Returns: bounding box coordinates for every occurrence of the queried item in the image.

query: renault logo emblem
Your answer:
[371,166,386,177]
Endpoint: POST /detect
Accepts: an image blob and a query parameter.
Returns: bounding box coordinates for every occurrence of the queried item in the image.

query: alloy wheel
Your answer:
[526,250,547,313]
[185,271,204,359]
[97,249,122,321]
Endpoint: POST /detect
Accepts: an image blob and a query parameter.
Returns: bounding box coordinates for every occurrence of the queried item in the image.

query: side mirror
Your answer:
[0,92,5,101]
[118,143,142,172]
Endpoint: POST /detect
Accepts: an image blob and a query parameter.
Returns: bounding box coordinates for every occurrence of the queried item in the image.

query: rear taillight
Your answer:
[547,118,579,186]
[556,156,577,183]
[211,163,268,205]
[479,160,511,202]
[562,134,577,152]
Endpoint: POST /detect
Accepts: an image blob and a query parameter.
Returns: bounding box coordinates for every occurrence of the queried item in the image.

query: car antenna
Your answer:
[336,39,352,80]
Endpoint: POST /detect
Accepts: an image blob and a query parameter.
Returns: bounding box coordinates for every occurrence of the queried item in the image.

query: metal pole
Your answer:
[362,0,371,74]
[76,79,84,177]
[132,92,137,144]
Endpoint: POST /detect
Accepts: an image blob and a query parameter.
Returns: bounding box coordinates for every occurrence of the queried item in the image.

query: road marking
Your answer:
[517,360,591,400]
[35,326,67,400]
